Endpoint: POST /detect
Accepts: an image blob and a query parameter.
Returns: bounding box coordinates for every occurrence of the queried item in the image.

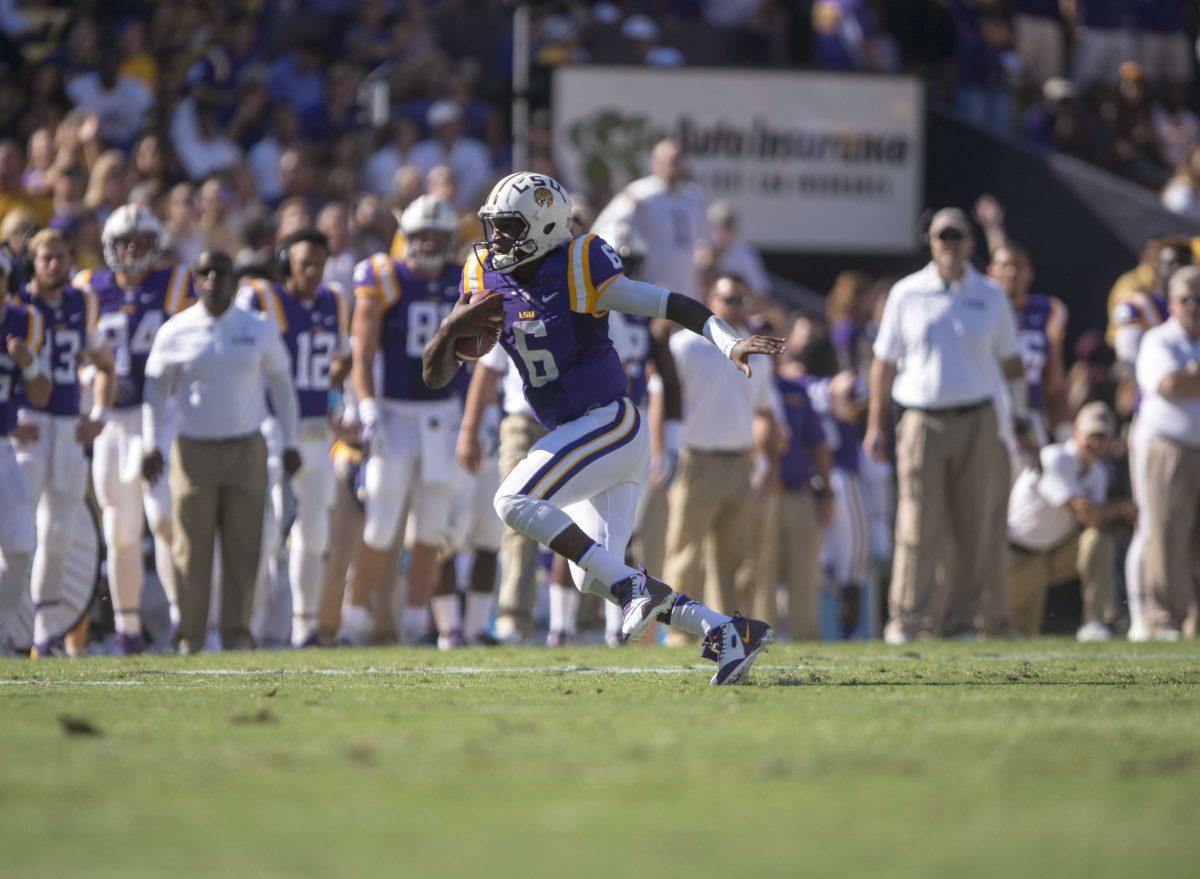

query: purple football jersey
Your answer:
[354,254,461,402]
[460,234,627,430]
[776,376,827,489]
[611,311,653,407]
[803,375,861,474]
[19,284,97,416]
[76,264,193,409]
[241,280,348,419]
[1015,293,1067,412]
[0,303,44,435]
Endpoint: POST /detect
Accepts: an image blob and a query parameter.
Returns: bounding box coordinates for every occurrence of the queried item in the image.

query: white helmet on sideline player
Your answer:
[603,222,647,281]
[398,194,457,273]
[102,203,162,277]
[478,172,572,273]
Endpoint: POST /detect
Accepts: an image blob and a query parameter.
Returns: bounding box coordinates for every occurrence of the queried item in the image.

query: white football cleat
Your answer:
[1076,621,1112,643]
[611,569,674,643]
[702,615,774,686]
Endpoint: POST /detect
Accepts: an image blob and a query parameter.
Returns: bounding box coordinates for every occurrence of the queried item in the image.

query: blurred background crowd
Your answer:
[0,0,1198,653]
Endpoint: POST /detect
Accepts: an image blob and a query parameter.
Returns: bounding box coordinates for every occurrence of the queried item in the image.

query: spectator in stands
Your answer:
[1021,77,1097,158]
[0,138,52,226]
[1070,0,1139,86]
[1135,265,1200,640]
[811,0,896,72]
[1066,330,1119,415]
[698,201,769,297]
[826,270,876,374]
[1137,0,1192,87]
[170,95,241,182]
[317,201,356,296]
[409,101,492,214]
[664,275,779,618]
[1161,142,1200,222]
[1151,86,1200,174]
[948,0,1016,132]
[196,177,241,257]
[1006,402,1130,639]
[1013,1,1067,86]
[82,150,130,226]
[363,117,420,198]
[65,50,154,149]
[131,133,172,190]
[593,138,711,298]
[161,182,203,265]
[267,35,326,118]
[619,15,685,67]
[865,208,1027,642]
[142,250,299,653]
[21,128,54,195]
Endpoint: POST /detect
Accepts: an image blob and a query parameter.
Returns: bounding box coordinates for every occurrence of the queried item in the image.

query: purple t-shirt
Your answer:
[241,280,348,419]
[1015,293,1067,412]
[776,375,827,489]
[0,303,43,435]
[354,254,462,402]
[78,264,193,409]
[19,284,97,417]
[460,234,627,430]
[804,374,862,474]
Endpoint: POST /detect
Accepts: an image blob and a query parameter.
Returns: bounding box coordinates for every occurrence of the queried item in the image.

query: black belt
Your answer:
[684,446,748,456]
[905,399,990,416]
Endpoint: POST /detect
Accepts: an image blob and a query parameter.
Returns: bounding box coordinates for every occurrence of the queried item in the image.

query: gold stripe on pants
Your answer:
[887,404,1006,640]
[663,448,752,616]
[496,413,547,635]
[1008,528,1116,637]
[169,432,267,650]
[1141,435,1200,633]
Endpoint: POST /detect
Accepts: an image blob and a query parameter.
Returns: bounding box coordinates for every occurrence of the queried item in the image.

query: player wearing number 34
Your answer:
[423,172,784,685]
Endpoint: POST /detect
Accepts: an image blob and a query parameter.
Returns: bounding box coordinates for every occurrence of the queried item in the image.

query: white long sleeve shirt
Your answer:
[1136,317,1200,447]
[142,301,298,451]
[670,329,775,452]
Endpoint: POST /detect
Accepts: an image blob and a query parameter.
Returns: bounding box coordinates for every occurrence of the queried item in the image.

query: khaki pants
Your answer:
[887,404,1004,640]
[1009,528,1116,637]
[663,448,752,615]
[169,433,267,650]
[973,445,1013,636]
[1141,435,1200,634]
[495,413,546,636]
[775,488,823,640]
[734,485,780,626]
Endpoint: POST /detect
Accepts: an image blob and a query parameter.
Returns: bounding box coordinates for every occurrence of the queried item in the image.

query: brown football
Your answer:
[453,289,501,362]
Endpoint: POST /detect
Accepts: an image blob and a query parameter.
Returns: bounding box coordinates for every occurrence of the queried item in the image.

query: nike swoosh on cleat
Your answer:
[542,291,560,303]
[739,622,752,643]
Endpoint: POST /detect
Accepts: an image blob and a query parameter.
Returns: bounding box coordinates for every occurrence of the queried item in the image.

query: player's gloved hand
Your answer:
[142,449,165,485]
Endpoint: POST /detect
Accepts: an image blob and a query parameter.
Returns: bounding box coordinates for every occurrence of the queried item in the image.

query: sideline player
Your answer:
[0,247,51,654]
[238,229,350,648]
[423,172,782,685]
[76,204,192,652]
[17,229,115,657]
[340,195,463,646]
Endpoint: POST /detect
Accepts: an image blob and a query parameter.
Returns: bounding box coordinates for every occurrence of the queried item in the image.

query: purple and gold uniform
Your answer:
[1112,291,1168,336]
[1014,293,1068,412]
[353,254,460,401]
[0,303,44,435]
[240,280,349,418]
[19,283,98,416]
[775,376,827,488]
[460,233,627,430]
[610,311,653,407]
[75,265,192,409]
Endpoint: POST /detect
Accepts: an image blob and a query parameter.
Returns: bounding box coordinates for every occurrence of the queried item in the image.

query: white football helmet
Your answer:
[398,194,457,273]
[603,222,647,281]
[102,203,162,276]
[478,172,572,272]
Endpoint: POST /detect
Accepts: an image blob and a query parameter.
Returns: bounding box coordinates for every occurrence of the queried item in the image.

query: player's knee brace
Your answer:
[492,491,571,547]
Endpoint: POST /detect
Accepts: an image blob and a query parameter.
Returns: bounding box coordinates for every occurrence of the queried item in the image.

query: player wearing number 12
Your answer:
[424,172,784,685]
[237,228,350,648]
[75,204,193,654]
[339,195,463,646]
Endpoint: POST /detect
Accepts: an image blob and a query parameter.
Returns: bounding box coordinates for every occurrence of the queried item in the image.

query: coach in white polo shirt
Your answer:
[1136,265,1200,639]
[664,275,778,616]
[142,251,300,653]
[1007,402,1132,640]
[865,208,1030,642]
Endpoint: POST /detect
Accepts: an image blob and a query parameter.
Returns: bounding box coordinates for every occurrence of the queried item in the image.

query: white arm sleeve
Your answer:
[594,274,670,319]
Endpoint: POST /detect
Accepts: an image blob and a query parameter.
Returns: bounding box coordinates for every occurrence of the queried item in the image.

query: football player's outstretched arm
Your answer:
[595,275,784,377]
[422,292,505,390]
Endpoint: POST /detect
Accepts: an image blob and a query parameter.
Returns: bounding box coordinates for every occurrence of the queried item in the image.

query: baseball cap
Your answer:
[1074,401,1117,438]
[928,208,971,238]
[426,100,461,128]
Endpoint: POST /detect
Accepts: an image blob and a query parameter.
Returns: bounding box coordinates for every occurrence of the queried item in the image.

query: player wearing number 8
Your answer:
[76,204,193,653]
[337,195,463,646]
[237,229,350,648]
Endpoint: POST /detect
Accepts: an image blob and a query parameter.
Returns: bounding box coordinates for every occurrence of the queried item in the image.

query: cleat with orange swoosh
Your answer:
[701,614,773,686]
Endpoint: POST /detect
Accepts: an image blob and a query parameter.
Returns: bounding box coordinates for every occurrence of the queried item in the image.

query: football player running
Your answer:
[17,229,116,658]
[424,173,783,685]
[238,229,349,648]
[0,247,51,655]
[340,195,463,646]
[76,204,193,653]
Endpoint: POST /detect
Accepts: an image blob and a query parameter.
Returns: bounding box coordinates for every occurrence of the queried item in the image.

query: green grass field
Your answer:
[2,641,1199,879]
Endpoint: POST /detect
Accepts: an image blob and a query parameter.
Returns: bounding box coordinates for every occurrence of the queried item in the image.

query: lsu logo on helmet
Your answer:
[534,187,553,207]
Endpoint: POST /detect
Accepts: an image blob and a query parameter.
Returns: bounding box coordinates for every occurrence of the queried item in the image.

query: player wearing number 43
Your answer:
[17,228,117,658]
[424,172,784,685]
[338,194,464,647]
[237,229,351,649]
[75,204,194,654]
